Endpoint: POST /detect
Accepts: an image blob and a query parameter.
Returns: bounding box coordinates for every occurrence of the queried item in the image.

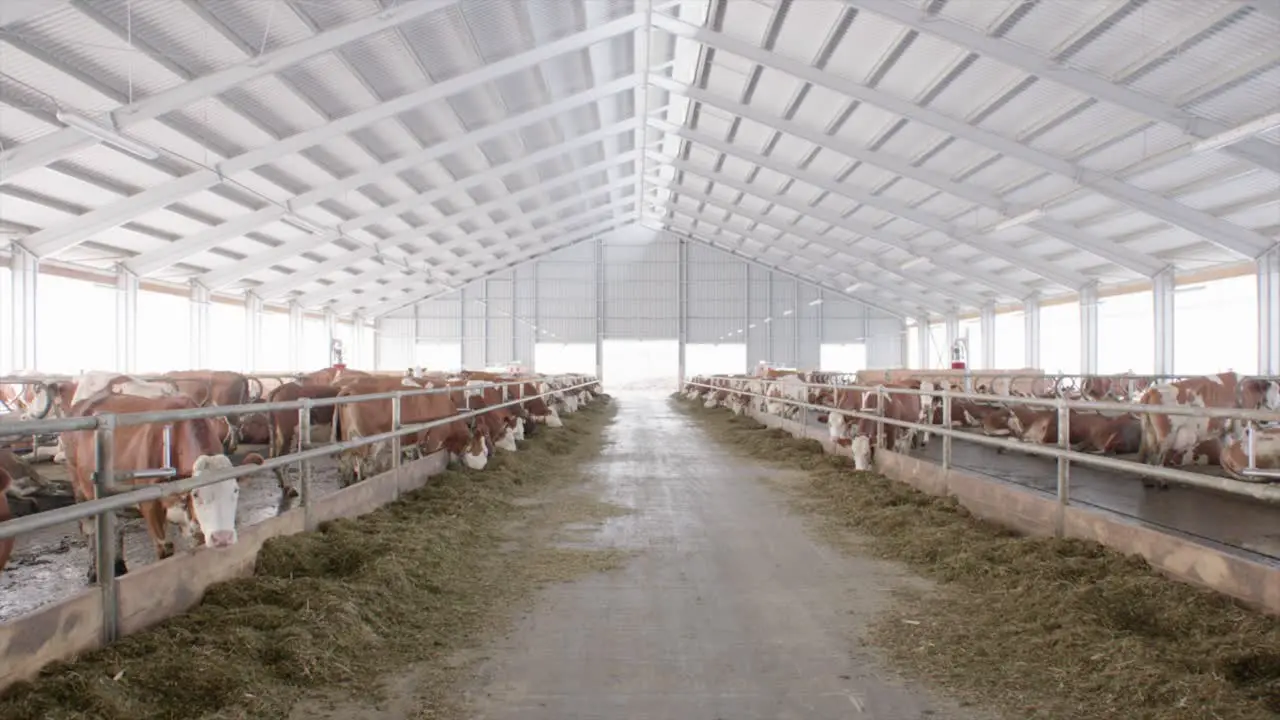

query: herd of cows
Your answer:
[0,367,603,582]
[683,369,1280,483]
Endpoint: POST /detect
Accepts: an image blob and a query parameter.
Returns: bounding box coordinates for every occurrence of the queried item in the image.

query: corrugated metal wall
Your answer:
[384,226,904,373]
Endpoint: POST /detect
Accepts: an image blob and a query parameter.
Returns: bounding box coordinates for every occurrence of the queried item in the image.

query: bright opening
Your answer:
[958,317,982,369]
[686,343,746,376]
[994,310,1026,370]
[136,289,190,373]
[1039,301,1080,375]
[415,342,462,372]
[1098,291,1153,374]
[208,301,246,372]
[535,342,595,375]
[37,274,116,374]
[603,339,678,391]
[1176,275,1257,374]
[820,343,867,372]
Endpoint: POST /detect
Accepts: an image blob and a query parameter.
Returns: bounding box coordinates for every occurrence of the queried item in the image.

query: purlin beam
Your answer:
[649,13,1275,259]
[336,206,635,315]
[364,216,636,319]
[651,117,1146,282]
[21,11,648,259]
[295,179,635,308]
[846,0,1280,175]
[0,1,460,181]
[651,75,1165,278]
[653,148,1044,298]
[652,167,984,309]
[251,153,638,301]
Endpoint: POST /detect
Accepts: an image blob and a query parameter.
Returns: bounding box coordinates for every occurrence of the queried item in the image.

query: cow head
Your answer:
[463,428,489,470]
[544,405,564,428]
[186,454,256,548]
[851,435,872,471]
[1241,379,1280,411]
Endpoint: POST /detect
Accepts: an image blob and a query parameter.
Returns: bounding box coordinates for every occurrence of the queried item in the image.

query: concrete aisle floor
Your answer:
[466,394,984,720]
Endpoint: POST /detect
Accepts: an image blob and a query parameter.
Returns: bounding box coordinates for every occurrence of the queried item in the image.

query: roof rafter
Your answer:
[652,180,958,311]
[21,10,648,259]
[650,120,1100,289]
[656,223,911,320]
[846,0,1280,175]
[650,13,1275,259]
[652,162,995,308]
[250,152,639,301]
[0,0,459,181]
[651,75,1163,278]
[293,177,636,308]
[363,216,637,318]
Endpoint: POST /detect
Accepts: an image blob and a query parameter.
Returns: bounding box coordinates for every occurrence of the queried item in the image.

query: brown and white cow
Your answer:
[1137,372,1280,469]
[60,393,263,581]
[1220,426,1280,481]
[851,386,923,471]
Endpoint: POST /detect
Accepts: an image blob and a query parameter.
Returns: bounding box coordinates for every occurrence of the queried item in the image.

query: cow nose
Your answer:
[209,529,237,547]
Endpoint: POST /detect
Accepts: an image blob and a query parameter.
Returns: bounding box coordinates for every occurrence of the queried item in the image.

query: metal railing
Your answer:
[683,376,1280,504]
[0,375,596,645]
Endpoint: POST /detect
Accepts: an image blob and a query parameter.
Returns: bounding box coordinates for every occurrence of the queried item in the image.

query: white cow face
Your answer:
[851,435,872,471]
[189,454,243,548]
[828,413,847,441]
[513,416,526,442]
[545,406,564,428]
[1265,381,1280,411]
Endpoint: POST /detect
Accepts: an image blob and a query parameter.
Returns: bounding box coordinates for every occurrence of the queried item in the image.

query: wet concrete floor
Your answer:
[0,447,345,622]
[467,394,984,719]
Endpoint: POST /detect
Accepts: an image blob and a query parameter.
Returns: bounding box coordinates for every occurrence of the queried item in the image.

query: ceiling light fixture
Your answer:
[808,298,823,306]
[56,110,159,160]
[900,256,929,271]
[845,283,861,293]
[782,309,793,316]
[992,209,1045,232]
[764,317,772,323]
[1192,112,1280,153]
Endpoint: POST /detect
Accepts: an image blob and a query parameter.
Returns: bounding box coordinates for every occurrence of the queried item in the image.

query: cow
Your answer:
[264,382,341,495]
[851,386,923,471]
[60,393,264,582]
[0,466,13,575]
[47,373,184,464]
[0,382,56,419]
[1220,426,1280,481]
[466,395,519,453]
[331,377,488,485]
[161,371,261,449]
[238,411,272,445]
[826,387,865,447]
[1137,372,1280,471]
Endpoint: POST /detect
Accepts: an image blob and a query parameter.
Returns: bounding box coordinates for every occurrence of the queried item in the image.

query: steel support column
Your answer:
[244,293,262,372]
[351,312,365,369]
[1080,282,1099,375]
[980,303,996,370]
[114,267,138,373]
[7,244,37,371]
[481,280,489,369]
[595,237,605,381]
[793,279,800,367]
[531,267,540,373]
[944,310,959,365]
[766,277,774,363]
[323,309,336,362]
[1024,294,1041,369]
[915,316,929,369]
[744,263,751,373]
[1259,247,1280,375]
[189,282,210,369]
[1153,267,1176,375]
[288,302,304,371]
[677,236,687,386]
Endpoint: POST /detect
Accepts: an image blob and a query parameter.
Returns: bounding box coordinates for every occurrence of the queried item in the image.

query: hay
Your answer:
[673,396,1280,720]
[0,400,626,720]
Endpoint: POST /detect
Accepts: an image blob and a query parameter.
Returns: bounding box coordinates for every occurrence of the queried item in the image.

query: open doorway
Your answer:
[603,339,678,392]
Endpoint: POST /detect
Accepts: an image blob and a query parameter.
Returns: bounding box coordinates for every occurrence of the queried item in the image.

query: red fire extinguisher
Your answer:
[951,338,967,370]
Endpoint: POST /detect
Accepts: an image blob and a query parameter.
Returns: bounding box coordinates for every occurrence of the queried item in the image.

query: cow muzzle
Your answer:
[208,529,237,548]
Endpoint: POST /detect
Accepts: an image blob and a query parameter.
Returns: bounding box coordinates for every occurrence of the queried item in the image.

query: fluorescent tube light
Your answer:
[900,256,928,271]
[782,309,793,316]
[992,209,1045,232]
[808,298,823,306]
[56,110,159,160]
[845,283,861,293]
[1192,112,1280,153]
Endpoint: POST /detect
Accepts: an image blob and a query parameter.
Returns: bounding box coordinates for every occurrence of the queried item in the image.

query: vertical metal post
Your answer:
[1258,246,1280,375]
[299,398,313,526]
[1056,397,1070,507]
[941,388,952,470]
[980,302,996,370]
[874,384,886,451]
[1080,281,1099,375]
[677,237,687,388]
[391,391,403,471]
[1153,267,1176,376]
[94,416,119,644]
[162,424,172,469]
[1024,293,1041,369]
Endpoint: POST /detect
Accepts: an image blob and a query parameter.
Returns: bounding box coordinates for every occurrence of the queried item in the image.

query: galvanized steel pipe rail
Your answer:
[683,377,1280,504]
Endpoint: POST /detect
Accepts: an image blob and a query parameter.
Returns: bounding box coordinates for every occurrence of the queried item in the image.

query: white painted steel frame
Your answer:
[649,14,1275,260]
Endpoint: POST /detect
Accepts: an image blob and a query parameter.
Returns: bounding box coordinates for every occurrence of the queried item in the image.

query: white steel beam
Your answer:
[979,303,996,370]
[7,244,37,371]
[296,182,635,308]
[847,0,1280,175]
[0,1,459,181]
[652,76,1165,277]
[364,217,633,319]
[650,14,1275,259]
[658,222,911,320]
[658,208,943,315]
[244,292,262,372]
[652,118,1147,282]
[1023,293,1041,369]
[1260,245,1280,374]
[654,166,989,308]
[654,146,1048,297]
[126,88,641,278]
[336,209,632,315]
[115,267,137,372]
[1153,267,1176,375]
[252,154,637,301]
[1080,282,1099,374]
[22,13,646,259]
[190,282,210,369]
